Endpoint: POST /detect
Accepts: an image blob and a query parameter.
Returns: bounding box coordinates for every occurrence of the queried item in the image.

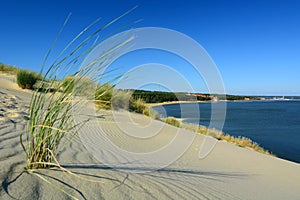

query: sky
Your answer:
[0,0,299,95]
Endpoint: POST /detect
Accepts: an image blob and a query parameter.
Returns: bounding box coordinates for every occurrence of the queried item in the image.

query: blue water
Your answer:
[153,101,300,163]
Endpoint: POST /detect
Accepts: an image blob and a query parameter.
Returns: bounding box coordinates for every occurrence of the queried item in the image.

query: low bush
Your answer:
[17,69,42,89]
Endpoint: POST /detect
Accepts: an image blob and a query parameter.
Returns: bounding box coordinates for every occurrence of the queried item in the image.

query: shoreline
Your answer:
[148,99,300,107]
[149,100,300,163]
[147,100,206,107]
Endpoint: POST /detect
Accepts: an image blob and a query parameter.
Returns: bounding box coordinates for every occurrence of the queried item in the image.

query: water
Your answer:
[153,101,300,163]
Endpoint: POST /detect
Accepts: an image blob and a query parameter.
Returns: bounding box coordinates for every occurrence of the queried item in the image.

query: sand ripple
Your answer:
[0,79,299,199]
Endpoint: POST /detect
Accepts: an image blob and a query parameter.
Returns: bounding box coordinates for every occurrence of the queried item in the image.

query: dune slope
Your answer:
[0,74,299,200]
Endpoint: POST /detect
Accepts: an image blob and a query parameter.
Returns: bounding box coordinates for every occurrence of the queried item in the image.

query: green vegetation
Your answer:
[19,9,135,170]
[61,75,75,93]
[166,119,274,155]
[164,117,181,127]
[93,83,161,118]
[130,90,261,103]
[95,83,114,109]
[17,69,42,89]
[132,90,180,103]
[131,90,203,103]
[127,98,158,119]
[129,98,148,114]
[217,133,272,154]
[1,59,274,158]
[217,94,261,101]
[0,63,18,74]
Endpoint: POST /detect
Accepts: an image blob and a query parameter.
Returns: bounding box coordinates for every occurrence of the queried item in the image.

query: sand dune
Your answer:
[0,73,300,199]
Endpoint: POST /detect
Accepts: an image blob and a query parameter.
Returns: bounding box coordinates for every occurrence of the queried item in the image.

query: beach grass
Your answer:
[164,117,181,127]
[0,63,19,74]
[188,123,273,155]
[19,9,136,170]
[129,98,160,119]
[159,115,274,156]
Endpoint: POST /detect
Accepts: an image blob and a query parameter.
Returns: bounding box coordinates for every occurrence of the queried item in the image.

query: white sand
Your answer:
[0,73,299,199]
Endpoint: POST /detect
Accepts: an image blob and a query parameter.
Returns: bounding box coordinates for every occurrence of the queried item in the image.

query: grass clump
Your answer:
[21,73,94,169]
[164,117,181,127]
[129,98,160,119]
[61,75,75,93]
[95,84,132,110]
[95,83,114,109]
[129,98,148,114]
[217,133,273,155]
[159,115,274,156]
[0,63,19,74]
[20,12,135,170]
[94,85,160,119]
[17,69,42,89]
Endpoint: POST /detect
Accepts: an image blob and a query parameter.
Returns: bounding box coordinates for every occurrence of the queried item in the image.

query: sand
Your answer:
[0,73,300,199]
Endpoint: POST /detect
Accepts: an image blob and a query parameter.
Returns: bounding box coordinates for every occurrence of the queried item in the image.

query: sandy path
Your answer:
[0,74,299,199]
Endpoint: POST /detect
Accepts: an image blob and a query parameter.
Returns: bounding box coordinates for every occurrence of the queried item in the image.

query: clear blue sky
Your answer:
[1,0,299,95]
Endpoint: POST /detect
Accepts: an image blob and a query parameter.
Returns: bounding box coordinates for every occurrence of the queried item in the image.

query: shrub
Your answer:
[164,117,181,127]
[17,69,41,89]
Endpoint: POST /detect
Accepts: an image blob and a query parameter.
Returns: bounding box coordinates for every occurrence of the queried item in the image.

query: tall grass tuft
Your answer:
[95,83,114,109]
[129,98,159,118]
[20,10,136,170]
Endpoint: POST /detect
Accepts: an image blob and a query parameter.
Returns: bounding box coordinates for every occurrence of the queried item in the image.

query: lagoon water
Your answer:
[153,101,300,163]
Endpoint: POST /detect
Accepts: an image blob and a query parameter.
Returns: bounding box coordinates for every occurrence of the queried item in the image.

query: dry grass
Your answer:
[130,98,160,119]
[160,117,274,156]
[0,63,19,75]
[163,117,181,127]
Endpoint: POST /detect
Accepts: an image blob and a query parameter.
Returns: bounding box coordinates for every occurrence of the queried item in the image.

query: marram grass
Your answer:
[164,117,181,127]
[176,120,274,155]
[19,9,136,170]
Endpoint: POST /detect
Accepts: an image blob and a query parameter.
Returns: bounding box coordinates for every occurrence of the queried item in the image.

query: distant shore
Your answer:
[147,99,261,107]
[147,100,207,107]
[148,99,300,108]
